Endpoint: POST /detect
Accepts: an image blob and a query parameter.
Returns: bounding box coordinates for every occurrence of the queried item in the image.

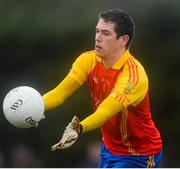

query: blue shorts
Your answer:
[98,142,163,168]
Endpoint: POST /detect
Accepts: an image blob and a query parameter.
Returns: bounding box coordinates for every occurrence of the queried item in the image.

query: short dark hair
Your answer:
[99,9,135,48]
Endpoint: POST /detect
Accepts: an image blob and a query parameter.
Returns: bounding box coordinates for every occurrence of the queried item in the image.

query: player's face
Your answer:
[95,18,125,59]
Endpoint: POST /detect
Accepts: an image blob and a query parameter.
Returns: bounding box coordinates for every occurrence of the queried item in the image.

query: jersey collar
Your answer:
[112,49,130,70]
[96,50,130,70]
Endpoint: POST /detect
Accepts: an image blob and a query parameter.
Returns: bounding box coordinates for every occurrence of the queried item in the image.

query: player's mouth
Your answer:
[95,45,102,50]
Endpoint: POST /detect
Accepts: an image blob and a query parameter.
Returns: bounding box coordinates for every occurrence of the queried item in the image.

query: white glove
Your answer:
[51,116,81,151]
[35,114,45,128]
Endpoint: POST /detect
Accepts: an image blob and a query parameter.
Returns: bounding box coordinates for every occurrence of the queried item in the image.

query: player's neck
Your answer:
[103,48,126,69]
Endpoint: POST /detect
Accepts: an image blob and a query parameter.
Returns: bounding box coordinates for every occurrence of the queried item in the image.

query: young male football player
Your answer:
[43,9,163,167]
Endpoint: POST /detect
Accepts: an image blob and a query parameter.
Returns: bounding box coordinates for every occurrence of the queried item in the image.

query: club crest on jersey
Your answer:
[93,77,98,84]
[124,83,135,94]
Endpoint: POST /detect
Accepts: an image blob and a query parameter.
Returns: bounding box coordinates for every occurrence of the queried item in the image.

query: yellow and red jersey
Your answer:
[43,50,162,156]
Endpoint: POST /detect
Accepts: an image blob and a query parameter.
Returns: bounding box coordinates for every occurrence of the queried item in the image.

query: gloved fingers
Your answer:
[51,116,80,152]
[51,142,62,151]
[35,123,38,128]
[51,140,71,151]
[51,134,77,151]
[58,138,76,149]
[33,114,45,128]
[41,114,45,120]
[51,136,71,151]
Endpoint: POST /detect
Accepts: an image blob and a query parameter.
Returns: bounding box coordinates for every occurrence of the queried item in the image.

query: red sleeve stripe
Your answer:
[127,59,132,85]
[115,95,124,103]
[127,58,139,86]
[130,57,139,86]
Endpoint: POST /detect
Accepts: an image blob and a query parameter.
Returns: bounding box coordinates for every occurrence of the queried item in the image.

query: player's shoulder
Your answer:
[80,50,96,57]
[125,54,146,72]
[73,50,97,69]
[122,54,148,84]
[77,50,97,62]
[81,50,95,54]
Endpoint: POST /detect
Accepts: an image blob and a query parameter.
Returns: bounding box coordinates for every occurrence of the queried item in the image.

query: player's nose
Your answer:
[95,33,102,42]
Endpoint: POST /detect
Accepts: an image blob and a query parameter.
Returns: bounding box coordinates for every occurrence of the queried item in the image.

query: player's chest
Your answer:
[87,62,121,96]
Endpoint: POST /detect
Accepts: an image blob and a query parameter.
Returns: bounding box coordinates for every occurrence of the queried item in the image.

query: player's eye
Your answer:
[102,31,111,36]
[95,29,99,33]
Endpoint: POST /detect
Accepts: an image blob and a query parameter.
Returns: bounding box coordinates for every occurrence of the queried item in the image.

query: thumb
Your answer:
[71,116,79,127]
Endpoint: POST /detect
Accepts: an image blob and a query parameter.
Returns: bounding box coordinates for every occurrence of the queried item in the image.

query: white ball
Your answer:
[3,86,45,128]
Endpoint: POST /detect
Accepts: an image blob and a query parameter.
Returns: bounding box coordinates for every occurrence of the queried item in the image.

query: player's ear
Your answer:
[119,35,129,47]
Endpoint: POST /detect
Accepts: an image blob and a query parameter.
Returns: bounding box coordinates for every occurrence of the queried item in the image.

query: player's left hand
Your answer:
[51,116,81,151]
[35,114,46,128]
